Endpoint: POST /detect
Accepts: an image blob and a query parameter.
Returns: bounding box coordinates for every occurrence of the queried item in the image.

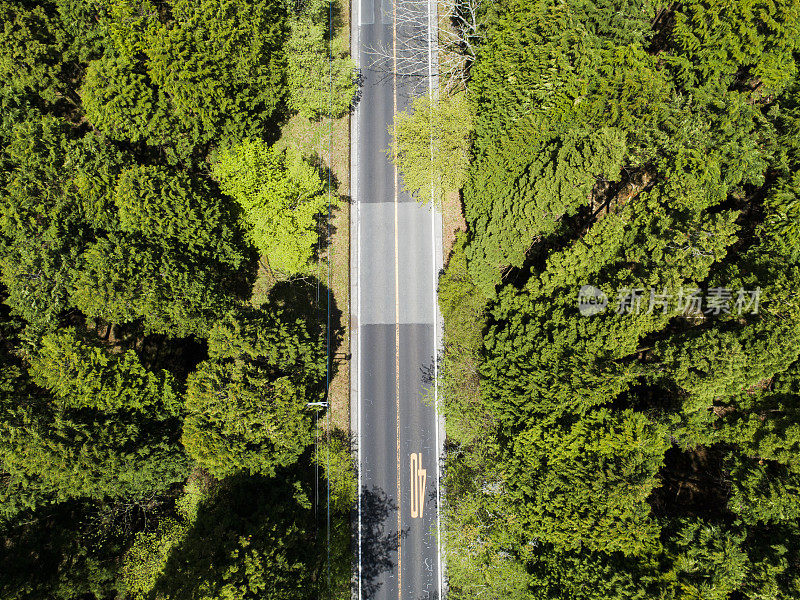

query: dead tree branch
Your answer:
[365,0,490,94]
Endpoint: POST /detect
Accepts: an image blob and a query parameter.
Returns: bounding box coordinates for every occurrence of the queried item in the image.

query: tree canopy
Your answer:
[0,0,352,597]
[183,307,325,478]
[442,1,800,598]
[211,139,330,277]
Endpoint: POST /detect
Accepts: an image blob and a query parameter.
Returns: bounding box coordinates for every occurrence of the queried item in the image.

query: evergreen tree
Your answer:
[444,1,800,598]
[0,329,187,519]
[182,307,324,478]
[508,409,668,555]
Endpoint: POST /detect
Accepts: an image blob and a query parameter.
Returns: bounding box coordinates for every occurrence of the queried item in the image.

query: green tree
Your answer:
[391,92,473,207]
[182,307,324,477]
[285,14,355,119]
[68,234,242,337]
[0,500,132,600]
[183,366,311,478]
[727,456,800,526]
[0,329,187,516]
[465,124,628,295]
[0,1,76,106]
[662,520,749,600]
[669,0,800,94]
[151,475,327,600]
[82,0,288,157]
[0,116,87,334]
[144,0,287,154]
[508,409,668,555]
[206,306,326,386]
[113,163,247,266]
[28,328,179,413]
[437,234,489,446]
[80,54,167,145]
[119,477,211,599]
[443,3,800,597]
[211,140,329,276]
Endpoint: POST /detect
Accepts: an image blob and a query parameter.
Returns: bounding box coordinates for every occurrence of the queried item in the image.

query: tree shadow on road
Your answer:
[360,485,409,598]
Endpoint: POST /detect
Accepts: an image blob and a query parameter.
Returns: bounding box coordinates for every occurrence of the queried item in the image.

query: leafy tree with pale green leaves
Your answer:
[391,92,473,207]
[211,139,329,276]
[286,15,355,119]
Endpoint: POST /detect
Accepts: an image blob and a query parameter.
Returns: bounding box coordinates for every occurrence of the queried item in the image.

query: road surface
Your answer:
[350,0,444,598]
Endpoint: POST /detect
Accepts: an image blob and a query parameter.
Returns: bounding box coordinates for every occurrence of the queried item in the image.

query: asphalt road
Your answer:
[351,0,444,598]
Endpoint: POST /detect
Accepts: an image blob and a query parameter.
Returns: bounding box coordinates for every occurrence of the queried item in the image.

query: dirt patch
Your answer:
[442,189,466,262]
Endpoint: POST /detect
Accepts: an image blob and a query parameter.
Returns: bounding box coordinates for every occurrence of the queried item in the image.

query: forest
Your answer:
[437,0,800,598]
[7,0,800,597]
[0,0,354,598]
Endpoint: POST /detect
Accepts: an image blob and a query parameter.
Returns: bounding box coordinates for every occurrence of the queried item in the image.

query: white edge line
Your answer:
[425,0,445,596]
[349,0,362,596]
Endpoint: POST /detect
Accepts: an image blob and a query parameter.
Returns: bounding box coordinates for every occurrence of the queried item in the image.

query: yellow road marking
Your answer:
[410,453,427,519]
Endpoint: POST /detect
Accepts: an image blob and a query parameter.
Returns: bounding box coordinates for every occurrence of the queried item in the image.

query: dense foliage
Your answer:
[211,140,330,276]
[443,0,800,598]
[391,92,473,206]
[0,0,353,598]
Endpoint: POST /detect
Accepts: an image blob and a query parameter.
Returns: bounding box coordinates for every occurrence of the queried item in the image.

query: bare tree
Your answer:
[438,0,487,90]
[365,0,489,94]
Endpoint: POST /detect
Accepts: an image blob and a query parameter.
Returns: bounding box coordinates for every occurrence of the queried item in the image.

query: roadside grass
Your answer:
[272,104,351,439]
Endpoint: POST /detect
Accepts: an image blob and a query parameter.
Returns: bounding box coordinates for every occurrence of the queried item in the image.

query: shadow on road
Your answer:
[360,485,404,598]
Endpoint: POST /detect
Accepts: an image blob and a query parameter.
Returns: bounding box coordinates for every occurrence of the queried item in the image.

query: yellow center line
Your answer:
[392,0,402,597]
